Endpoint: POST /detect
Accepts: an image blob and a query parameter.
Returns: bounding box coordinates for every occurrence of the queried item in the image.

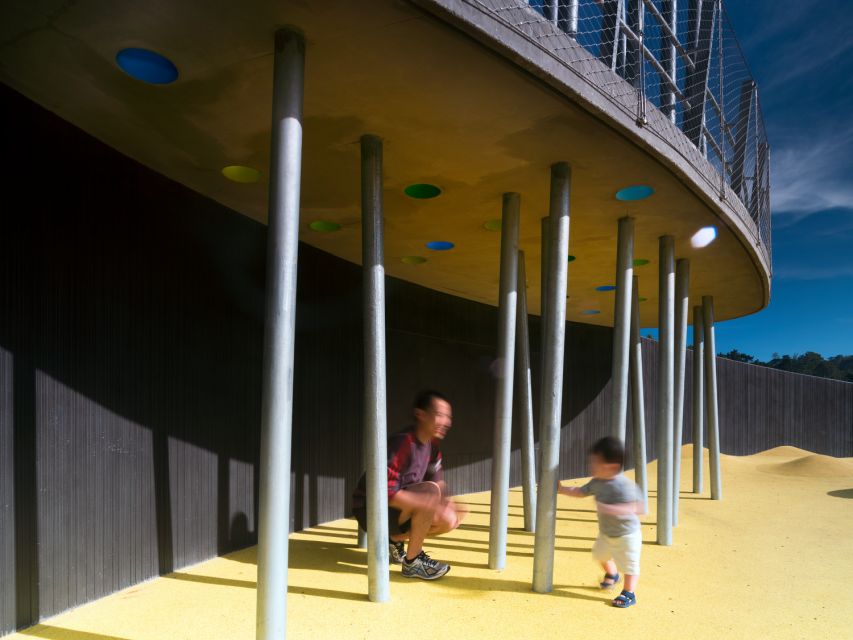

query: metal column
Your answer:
[629,275,648,504]
[539,216,550,442]
[656,236,675,546]
[256,28,304,640]
[533,163,571,593]
[610,217,634,443]
[516,251,537,533]
[361,134,390,602]
[672,259,689,526]
[692,305,704,494]
[703,296,722,500]
[488,193,520,570]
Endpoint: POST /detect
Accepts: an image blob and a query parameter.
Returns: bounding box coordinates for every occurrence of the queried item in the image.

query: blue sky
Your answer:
[645,1,853,360]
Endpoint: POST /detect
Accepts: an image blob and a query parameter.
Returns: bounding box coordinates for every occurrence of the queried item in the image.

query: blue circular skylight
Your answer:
[427,241,454,251]
[596,285,616,292]
[615,185,654,201]
[116,48,178,84]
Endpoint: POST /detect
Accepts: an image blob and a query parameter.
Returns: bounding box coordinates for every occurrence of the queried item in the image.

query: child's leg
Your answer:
[623,574,638,592]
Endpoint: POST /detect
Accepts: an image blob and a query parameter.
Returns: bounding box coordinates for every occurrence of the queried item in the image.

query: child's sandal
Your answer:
[599,572,620,589]
[612,590,636,608]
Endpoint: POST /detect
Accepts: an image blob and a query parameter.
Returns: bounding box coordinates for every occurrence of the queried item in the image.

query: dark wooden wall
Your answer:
[1,84,851,634]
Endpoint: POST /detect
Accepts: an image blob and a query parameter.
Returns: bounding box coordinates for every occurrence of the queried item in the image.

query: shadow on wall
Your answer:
[0,84,617,632]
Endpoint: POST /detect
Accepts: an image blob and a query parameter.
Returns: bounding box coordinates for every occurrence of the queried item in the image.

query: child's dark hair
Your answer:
[590,436,624,468]
[414,390,450,411]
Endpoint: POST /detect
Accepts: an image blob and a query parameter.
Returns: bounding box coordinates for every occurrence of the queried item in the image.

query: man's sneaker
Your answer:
[389,540,406,565]
[401,551,450,580]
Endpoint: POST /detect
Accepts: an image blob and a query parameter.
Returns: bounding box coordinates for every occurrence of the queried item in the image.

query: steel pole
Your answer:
[537,216,550,477]
[488,193,520,570]
[703,296,722,500]
[361,134,390,602]
[610,217,634,443]
[629,275,648,504]
[672,259,689,526]
[533,163,571,593]
[692,305,704,494]
[656,236,674,546]
[516,251,537,533]
[256,28,304,640]
[539,216,550,431]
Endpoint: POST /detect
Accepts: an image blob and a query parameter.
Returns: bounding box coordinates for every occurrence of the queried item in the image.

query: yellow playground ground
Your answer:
[10,446,853,640]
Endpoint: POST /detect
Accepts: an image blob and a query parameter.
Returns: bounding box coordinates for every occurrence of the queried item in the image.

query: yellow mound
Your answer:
[759,454,853,478]
[753,445,811,458]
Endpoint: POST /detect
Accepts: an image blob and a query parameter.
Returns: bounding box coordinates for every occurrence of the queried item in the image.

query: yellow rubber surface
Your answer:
[10,446,853,640]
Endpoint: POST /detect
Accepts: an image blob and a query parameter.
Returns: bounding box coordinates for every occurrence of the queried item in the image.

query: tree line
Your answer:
[717,349,853,382]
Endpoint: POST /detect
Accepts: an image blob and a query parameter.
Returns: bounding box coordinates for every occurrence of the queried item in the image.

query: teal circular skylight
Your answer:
[116,48,178,84]
[427,241,454,251]
[309,220,341,233]
[581,310,601,315]
[405,184,441,199]
[615,185,654,201]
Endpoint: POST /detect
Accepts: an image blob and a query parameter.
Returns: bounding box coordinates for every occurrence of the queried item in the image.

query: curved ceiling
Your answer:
[0,0,768,326]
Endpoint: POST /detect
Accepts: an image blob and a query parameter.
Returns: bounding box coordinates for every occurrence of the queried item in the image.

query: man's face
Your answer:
[415,398,453,440]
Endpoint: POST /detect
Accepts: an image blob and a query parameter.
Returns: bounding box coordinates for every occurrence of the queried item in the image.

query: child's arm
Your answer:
[557,482,586,498]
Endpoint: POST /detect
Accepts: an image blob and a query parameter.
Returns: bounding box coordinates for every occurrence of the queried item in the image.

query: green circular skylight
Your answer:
[404,183,441,199]
[567,255,576,262]
[633,258,650,267]
[639,297,648,302]
[483,219,502,231]
[222,165,261,184]
[401,256,427,265]
[309,220,341,233]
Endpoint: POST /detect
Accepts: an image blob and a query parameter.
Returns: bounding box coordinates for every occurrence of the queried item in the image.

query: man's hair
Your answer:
[590,436,624,467]
[414,389,450,411]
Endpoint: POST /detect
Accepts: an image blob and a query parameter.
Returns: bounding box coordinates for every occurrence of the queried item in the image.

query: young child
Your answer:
[558,436,645,608]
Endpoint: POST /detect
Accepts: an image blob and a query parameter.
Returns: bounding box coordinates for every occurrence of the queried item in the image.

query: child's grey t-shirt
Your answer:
[580,474,643,537]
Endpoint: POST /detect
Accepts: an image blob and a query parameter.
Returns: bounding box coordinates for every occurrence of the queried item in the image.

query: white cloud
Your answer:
[771,126,853,220]
[773,264,853,281]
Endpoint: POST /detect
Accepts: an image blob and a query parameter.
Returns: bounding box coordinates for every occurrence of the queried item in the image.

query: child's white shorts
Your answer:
[591,529,642,576]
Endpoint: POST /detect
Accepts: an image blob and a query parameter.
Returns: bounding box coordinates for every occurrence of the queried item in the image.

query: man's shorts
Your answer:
[353,506,412,537]
[591,529,642,576]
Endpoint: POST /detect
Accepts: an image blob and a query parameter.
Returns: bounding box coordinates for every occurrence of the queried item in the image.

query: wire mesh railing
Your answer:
[480,0,771,266]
